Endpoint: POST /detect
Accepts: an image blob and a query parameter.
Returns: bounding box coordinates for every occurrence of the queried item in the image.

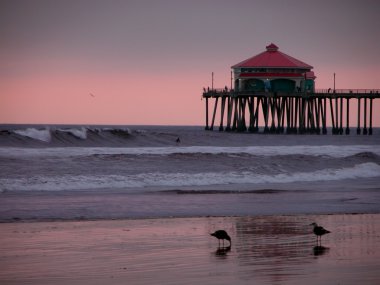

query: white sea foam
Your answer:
[13,128,51,142]
[1,162,379,192]
[98,127,131,133]
[134,129,147,134]
[1,145,380,158]
[58,127,87,139]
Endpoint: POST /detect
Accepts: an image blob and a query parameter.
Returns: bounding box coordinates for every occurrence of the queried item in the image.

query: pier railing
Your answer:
[315,89,380,94]
[203,89,380,98]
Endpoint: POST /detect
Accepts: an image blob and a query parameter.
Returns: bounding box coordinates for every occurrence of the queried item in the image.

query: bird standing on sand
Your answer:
[310,222,330,245]
[210,230,231,247]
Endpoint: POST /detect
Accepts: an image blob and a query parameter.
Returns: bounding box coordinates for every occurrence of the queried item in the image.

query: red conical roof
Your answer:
[232,43,313,69]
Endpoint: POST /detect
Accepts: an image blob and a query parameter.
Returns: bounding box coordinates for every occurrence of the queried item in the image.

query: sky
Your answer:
[1,0,380,126]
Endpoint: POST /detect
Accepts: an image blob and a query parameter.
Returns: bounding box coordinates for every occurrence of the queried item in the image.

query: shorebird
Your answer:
[310,222,330,245]
[210,230,231,247]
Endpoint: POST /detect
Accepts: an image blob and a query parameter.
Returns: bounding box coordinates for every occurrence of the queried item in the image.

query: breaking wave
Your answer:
[56,127,88,140]
[2,126,132,146]
[13,128,52,142]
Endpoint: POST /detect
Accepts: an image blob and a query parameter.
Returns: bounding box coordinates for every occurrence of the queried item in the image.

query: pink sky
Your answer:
[1,0,379,126]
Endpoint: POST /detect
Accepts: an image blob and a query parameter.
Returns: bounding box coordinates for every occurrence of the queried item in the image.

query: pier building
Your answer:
[203,44,379,135]
[233,43,315,93]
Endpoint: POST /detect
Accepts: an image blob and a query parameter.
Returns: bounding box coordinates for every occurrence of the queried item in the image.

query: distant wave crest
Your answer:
[57,127,87,140]
[6,127,132,145]
[14,128,52,142]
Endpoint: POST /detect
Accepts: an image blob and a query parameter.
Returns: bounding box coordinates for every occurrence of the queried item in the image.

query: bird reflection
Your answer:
[215,245,231,256]
[313,245,329,256]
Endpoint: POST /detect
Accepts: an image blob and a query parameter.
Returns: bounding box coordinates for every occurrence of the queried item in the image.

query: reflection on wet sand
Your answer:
[313,245,329,256]
[0,214,379,285]
[233,216,314,283]
[215,245,231,257]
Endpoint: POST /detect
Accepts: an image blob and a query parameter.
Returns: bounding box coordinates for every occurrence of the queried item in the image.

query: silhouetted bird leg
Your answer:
[211,230,232,248]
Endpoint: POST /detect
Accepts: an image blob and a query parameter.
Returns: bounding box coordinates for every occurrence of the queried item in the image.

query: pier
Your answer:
[202,44,379,135]
[203,89,380,135]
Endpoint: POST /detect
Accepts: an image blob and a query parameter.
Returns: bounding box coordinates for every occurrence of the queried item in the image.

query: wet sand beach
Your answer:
[1,214,380,285]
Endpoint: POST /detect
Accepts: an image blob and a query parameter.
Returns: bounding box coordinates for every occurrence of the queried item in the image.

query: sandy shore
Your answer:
[1,214,379,285]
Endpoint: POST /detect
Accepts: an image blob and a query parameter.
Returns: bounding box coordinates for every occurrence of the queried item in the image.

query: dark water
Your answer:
[1,125,380,221]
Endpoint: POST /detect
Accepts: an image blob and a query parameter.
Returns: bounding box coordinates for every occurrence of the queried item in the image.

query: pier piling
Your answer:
[346,98,350,135]
[203,89,379,135]
[369,98,373,135]
[357,98,361,135]
[363,98,368,135]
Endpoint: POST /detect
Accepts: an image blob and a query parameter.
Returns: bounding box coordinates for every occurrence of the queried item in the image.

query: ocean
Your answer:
[1,125,380,221]
[1,125,380,284]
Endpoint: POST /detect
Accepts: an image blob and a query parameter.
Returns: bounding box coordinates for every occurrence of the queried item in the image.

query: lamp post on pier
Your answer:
[230,70,233,90]
[333,73,336,93]
[212,72,214,90]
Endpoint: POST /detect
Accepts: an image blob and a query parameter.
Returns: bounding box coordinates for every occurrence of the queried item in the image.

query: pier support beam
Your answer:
[363,98,368,135]
[248,97,256,132]
[315,98,321,134]
[322,98,327,134]
[345,99,350,135]
[254,97,261,132]
[299,98,305,134]
[335,97,339,134]
[225,97,232,131]
[280,98,286,133]
[219,97,226,131]
[232,98,238,131]
[270,98,276,133]
[329,98,336,135]
[369,98,373,135]
[210,97,219,131]
[339,97,343,134]
[357,98,361,135]
[238,98,247,132]
[263,97,270,133]
[295,97,300,133]
[205,97,209,130]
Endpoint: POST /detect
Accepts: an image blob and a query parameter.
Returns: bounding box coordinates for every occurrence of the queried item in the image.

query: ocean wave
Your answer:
[1,145,380,158]
[57,127,87,139]
[7,127,132,144]
[13,128,51,142]
[1,162,379,192]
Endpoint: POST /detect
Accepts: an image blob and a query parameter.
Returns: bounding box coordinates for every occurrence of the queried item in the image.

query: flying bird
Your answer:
[210,230,231,247]
[310,222,330,245]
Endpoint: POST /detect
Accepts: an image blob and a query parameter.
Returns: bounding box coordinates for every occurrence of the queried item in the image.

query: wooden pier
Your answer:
[203,89,380,135]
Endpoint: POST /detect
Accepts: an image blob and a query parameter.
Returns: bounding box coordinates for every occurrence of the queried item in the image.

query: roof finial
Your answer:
[266,43,279,52]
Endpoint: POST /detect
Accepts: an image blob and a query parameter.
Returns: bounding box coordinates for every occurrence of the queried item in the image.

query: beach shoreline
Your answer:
[1,213,380,285]
[1,176,380,223]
